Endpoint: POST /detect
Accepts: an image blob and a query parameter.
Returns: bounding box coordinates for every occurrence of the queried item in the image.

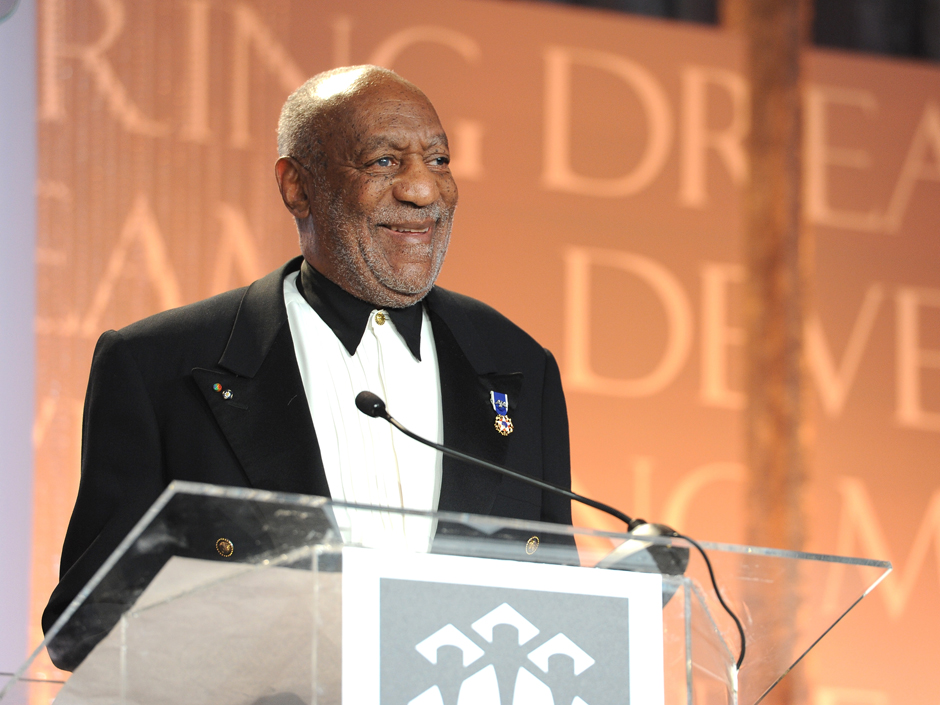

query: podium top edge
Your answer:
[163,481,892,569]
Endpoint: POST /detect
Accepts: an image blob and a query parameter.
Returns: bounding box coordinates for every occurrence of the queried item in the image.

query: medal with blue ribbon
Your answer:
[490,391,514,436]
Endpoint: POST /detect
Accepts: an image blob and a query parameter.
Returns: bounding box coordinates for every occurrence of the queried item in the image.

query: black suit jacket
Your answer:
[43,258,572,642]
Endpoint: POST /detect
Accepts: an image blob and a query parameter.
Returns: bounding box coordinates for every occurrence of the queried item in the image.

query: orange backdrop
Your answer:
[30,0,940,702]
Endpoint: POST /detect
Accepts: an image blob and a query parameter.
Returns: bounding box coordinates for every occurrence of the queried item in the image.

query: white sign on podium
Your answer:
[343,547,664,705]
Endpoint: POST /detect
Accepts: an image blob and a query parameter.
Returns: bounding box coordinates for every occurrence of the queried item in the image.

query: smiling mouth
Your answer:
[381,224,432,234]
[377,221,436,244]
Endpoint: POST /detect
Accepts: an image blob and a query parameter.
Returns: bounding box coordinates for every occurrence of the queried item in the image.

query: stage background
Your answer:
[0,0,36,676]
[19,0,940,702]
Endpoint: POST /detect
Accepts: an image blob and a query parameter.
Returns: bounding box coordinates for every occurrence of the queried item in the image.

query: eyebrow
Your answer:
[358,132,450,154]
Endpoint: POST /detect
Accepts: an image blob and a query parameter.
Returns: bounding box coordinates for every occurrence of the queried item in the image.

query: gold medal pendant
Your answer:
[490,391,513,435]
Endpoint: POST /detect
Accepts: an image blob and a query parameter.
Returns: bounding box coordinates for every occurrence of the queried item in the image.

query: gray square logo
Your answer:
[380,578,631,705]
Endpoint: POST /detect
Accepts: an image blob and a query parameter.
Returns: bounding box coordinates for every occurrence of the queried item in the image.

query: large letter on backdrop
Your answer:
[679,65,749,208]
[563,246,692,396]
[40,0,167,135]
[542,46,673,197]
[804,84,881,232]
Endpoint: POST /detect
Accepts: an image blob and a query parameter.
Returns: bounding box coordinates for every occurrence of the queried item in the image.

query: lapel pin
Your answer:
[212,383,222,392]
[222,389,233,400]
[490,391,514,436]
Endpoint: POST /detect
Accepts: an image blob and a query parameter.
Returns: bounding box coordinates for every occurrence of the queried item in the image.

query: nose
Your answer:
[392,158,441,208]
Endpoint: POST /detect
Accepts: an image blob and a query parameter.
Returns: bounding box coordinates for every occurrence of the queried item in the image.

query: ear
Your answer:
[275,157,312,219]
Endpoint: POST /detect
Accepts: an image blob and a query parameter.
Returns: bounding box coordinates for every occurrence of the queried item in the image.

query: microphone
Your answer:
[354,390,746,669]
[355,390,388,419]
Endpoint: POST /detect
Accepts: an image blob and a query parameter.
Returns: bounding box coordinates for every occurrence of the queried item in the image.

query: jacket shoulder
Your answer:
[120,285,246,342]
[96,260,297,376]
[111,259,295,348]
[95,286,249,378]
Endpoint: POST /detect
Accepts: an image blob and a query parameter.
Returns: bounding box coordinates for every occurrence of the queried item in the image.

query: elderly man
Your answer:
[43,66,572,658]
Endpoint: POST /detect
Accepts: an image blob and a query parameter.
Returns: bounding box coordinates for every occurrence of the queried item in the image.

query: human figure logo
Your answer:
[379,579,631,705]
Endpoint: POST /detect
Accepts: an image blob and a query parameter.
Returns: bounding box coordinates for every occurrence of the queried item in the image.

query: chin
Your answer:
[369,278,434,308]
[378,265,437,292]
[388,284,433,305]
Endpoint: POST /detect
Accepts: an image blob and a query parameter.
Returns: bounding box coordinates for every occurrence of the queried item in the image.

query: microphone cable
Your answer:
[672,531,747,670]
[355,390,747,670]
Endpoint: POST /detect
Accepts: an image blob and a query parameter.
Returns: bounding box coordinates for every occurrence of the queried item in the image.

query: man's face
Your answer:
[302,80,458,308]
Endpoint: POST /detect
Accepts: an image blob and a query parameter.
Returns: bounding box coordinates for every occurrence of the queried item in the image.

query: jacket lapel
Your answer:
[192,258,330,497]
[426,290,524,516]
[189,265,521,511]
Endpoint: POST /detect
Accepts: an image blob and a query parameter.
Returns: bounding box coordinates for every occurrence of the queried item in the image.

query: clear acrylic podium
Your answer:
[1,482,891,705]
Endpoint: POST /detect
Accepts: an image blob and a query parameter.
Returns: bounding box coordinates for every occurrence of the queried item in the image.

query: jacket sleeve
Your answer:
[539,349,573,526]
[42,330,167,648]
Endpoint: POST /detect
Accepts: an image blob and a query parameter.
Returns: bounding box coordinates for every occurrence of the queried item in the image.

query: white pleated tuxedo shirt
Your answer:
[283,267,443,551]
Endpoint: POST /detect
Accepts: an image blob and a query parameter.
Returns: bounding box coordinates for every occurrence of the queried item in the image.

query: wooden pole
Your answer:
[721,0,813,702]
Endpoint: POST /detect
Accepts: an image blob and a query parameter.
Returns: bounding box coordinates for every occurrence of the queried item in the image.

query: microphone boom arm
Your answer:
[383,413,645,532]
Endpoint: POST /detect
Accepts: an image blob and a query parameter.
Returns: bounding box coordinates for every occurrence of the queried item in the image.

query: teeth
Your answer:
[391,227,429,233]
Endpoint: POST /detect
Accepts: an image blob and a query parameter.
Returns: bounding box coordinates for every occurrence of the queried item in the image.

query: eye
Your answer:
[430,155,450,167]
[374,157,394,167]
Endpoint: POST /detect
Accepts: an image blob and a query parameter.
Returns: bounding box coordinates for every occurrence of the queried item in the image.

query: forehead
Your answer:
[329,82,447,155]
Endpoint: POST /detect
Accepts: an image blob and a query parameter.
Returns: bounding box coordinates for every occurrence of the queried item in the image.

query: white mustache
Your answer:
[370,201,450,225]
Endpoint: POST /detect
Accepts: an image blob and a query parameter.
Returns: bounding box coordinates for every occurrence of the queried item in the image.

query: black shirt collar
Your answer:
[296,260,424,360]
